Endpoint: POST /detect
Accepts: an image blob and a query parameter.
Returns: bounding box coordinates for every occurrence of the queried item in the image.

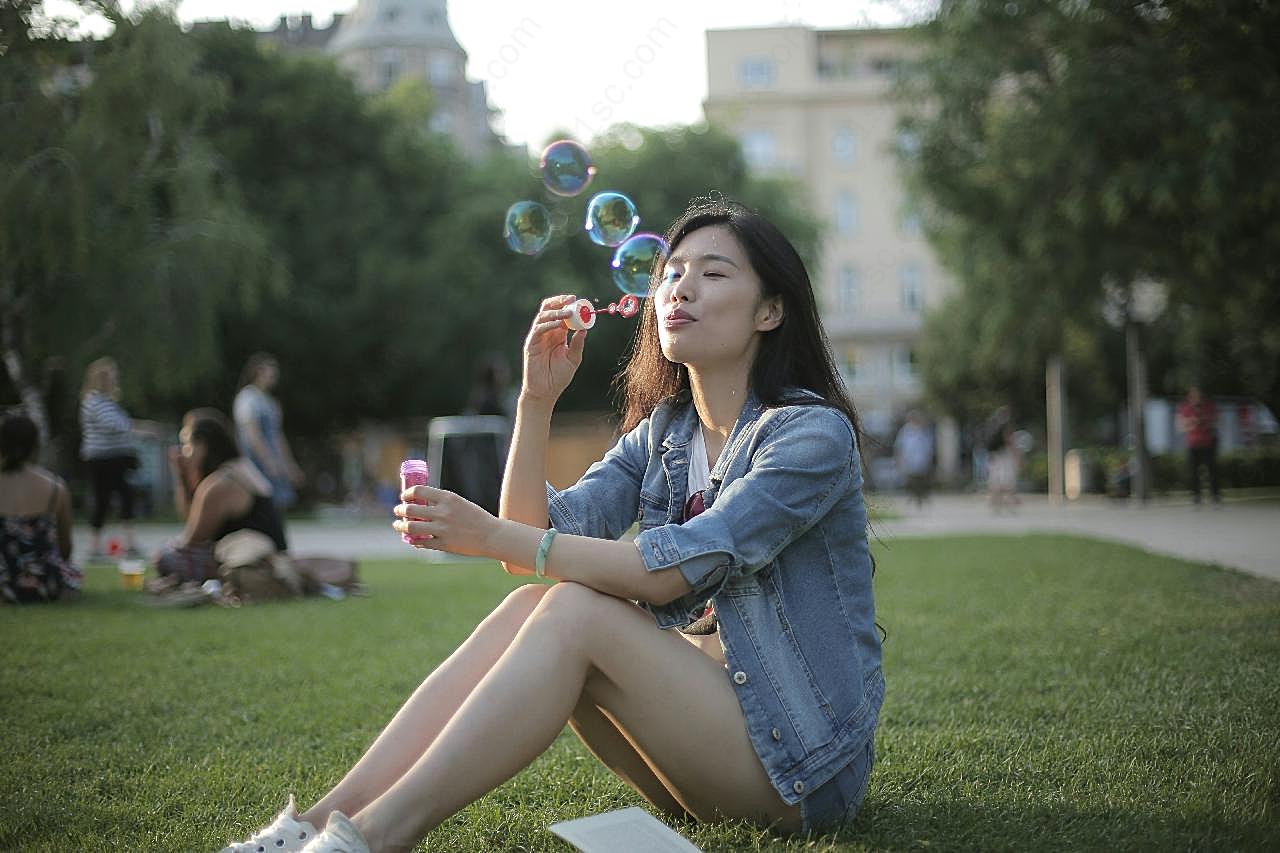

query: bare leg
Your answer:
[300,584,550,827]
[353,581,799,852]
[568,698,690,821]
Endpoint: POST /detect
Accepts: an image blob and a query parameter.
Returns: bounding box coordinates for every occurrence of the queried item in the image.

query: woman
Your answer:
[155,409,287,586]
[218,200,882,852]
[234,353,304,510]
[79,357,140,559]
[1,411,81,603]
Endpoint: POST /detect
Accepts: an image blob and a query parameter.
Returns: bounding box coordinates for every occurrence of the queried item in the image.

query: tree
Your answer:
[1,3,282,456]
[900,0,1280,429]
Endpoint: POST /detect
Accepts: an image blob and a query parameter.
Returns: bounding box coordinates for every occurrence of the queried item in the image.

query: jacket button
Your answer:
[771,728,782,741]
[732,671,748,685]
[793,780,805,794]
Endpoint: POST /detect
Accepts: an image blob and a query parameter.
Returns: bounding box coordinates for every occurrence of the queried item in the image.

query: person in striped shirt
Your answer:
[79,357,140,559]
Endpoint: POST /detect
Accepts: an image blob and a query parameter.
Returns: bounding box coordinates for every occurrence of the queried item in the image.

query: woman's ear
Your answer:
[756,296,785,332]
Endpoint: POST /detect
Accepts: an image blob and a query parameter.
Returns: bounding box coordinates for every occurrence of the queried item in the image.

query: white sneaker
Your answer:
[299,811,371,853]
[219,795,318,853]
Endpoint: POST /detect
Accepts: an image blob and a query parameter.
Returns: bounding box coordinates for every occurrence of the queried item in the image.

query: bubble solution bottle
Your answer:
[400,459,430,544]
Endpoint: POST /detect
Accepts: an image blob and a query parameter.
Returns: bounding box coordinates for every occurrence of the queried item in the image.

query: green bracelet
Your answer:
[535,528,558,579]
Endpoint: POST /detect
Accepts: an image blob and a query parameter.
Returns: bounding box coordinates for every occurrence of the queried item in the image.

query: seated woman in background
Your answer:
[0,411,81,603]
[153,408,287,587]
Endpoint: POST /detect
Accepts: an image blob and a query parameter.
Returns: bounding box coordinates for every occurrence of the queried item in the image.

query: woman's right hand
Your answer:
[520,294,586,404]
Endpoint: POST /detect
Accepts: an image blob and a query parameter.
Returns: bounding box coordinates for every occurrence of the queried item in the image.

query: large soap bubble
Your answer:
[540,140,596,197]
[610,233,670,296]
[584,192,640,247]
[504,201,552,255]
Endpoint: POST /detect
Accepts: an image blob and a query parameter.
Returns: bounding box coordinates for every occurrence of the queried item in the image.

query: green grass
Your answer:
[2,536,1278,851]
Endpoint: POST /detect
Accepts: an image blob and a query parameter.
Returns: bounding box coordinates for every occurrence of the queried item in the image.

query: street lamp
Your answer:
[1103,276,1167,503]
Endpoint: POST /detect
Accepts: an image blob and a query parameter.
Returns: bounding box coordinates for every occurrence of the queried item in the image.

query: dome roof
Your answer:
[328,0,465,55]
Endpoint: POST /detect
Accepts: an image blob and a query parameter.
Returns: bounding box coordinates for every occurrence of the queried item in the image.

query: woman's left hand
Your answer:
[393,486,497,557]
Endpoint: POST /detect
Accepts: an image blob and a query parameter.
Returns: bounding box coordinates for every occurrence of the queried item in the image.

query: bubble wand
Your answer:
[562,294,641,331]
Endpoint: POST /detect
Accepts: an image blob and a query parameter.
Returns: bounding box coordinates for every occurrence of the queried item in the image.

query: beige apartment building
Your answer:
[705,26,959,478]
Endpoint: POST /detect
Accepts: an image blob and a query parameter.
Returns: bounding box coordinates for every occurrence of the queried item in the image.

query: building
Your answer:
[216,1,499,155]
[705,26,959,477]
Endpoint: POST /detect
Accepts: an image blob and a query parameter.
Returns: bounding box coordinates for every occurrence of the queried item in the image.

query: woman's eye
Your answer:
[662,269,681,284]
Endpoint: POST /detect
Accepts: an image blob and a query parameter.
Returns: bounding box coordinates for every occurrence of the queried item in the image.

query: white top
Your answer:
[687,424,712,498]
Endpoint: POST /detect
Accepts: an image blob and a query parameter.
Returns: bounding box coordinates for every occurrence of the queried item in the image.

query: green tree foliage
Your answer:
[901,0,1280,428]
[1,3,283,450]
[6,4,818,456]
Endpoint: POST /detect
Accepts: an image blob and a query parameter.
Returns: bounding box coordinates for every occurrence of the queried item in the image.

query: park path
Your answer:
[74,493,1279,583]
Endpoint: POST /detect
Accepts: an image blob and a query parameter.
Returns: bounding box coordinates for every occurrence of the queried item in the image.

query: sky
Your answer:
[53,0,924,149]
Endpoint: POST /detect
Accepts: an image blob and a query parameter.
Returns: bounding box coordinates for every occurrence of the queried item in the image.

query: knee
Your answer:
[529,581,620,641]
[499,583,552,618]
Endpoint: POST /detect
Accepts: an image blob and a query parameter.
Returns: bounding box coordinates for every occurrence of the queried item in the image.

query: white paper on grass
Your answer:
[548,806,704,853]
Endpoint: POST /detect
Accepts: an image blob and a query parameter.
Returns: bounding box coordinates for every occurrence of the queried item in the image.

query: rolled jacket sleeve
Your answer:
[634,406,858,598]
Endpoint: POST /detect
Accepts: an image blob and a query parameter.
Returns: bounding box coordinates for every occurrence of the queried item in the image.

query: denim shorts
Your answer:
[798,739,875,835]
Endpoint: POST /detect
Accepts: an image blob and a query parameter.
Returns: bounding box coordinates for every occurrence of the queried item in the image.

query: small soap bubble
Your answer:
[584,192,640,247]
[504,201,552,255]
[610,232,670,296]
[540,140,596,197]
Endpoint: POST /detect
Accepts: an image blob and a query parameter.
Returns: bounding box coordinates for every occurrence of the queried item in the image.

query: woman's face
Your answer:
[255,361,279,390]
[99,364,119,392]
[653,225,782,371]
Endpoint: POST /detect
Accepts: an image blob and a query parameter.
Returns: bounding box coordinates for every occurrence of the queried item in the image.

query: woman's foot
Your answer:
[299,811,371,853]
[218,795,317,853]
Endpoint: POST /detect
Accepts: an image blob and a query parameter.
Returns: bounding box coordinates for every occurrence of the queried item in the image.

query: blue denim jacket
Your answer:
[546,388,884,805]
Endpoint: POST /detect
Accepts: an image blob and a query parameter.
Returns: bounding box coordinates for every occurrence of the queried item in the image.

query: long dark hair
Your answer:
[183,408,240,482]
[0,411,38,472]
[615,198,862,448]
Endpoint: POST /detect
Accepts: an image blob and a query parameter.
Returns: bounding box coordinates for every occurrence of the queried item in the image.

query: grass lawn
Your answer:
[2,535,1277,852]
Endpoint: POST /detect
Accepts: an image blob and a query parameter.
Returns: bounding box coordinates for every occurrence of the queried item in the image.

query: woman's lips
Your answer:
[664,309,696,329]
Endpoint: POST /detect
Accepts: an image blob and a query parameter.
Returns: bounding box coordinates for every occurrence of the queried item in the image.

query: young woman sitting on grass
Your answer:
[151,409,287,589]
[0,411,81,603]
[218,199,883,852]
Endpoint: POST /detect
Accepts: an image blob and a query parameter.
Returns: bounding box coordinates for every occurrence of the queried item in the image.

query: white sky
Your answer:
[50,1,923,149]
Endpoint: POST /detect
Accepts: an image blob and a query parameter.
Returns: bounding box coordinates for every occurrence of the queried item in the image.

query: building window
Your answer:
[900,207,922,238]
[895,128,921,159]
[380,48,402,89]
[900,263,924,313]
[836,264,861,313]
[739,58,776,89]
[832,126,857,166]
[382,6,401,23]
[739,130,778,171]
[870,56,900,78]
[430,55,455,85]
[892,346,919,383]
[835,191,859,238]
[841,347,860,385]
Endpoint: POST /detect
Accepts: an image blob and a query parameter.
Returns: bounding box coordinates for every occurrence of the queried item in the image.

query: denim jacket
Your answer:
[546,388,884,805]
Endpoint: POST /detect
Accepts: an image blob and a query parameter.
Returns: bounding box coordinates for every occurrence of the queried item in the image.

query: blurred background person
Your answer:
[1176,384,1221,505]
[1,410,81,603]
[894,410,934,509]
[153,408,287,588]
[984,405,1021,513]
[79,357,140,559]
[234,353,304,511]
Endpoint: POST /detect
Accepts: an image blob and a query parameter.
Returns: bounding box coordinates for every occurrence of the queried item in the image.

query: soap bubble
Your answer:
[504,201,552,255]
[610,233,670,296]
[540,140,596,197]
[584,192,640,247]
